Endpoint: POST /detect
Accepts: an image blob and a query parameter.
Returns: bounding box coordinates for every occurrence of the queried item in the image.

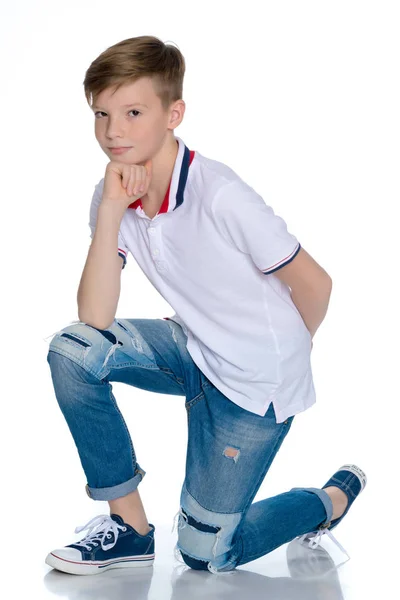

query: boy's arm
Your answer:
[289,278,332,340]
[272,246,332,339]
[212,183,332,340]
[77,202,126,330]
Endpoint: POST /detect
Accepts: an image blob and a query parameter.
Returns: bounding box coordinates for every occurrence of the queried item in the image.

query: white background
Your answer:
[1,1,398,598]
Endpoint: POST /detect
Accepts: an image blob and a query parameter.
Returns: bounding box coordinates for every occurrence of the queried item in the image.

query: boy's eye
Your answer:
[94,110,141,118]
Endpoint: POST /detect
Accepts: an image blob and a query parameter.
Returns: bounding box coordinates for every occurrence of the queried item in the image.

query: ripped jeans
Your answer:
[46,317,334,574]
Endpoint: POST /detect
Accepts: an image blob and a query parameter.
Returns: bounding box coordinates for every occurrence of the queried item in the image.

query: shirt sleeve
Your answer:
[212,182,301,274]
[88,178,129,269]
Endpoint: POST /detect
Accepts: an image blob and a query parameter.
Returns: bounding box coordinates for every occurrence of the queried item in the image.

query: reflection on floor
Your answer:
[41,523,364,600]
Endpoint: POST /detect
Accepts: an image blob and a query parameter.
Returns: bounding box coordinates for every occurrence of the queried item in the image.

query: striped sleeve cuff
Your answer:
[261,243,301,275]
[118,248,127,269]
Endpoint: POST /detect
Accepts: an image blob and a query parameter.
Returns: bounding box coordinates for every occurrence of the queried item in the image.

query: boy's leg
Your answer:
[108,488,151,535]
[46,317,199,531]
[174,382,334,573]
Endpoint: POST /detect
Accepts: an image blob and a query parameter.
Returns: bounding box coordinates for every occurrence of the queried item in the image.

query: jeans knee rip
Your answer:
[171,486,242,573]
[58,329,122,371]
[172,507,223,564]
[46,319,157,374]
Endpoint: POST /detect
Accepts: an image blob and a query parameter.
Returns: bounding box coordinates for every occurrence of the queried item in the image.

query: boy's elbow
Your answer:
[77,312,115,331]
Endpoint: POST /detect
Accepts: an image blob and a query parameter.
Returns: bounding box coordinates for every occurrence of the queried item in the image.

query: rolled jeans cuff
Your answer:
[85,466,146,501]
[290,486,334,524]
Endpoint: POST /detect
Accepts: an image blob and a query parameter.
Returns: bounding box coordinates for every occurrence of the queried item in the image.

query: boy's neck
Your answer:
[141,135,179,212]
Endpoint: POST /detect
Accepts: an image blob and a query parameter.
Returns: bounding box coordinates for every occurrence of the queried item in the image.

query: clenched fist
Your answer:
[102,158,152,210]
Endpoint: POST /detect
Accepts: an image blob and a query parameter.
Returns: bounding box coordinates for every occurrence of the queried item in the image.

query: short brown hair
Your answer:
[83,35,185,112]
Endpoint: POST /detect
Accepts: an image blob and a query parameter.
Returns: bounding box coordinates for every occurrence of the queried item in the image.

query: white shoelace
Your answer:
[299,525,350,561]
[73,514,126,552]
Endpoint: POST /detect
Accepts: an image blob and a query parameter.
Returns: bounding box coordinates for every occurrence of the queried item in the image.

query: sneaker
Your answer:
[45,513,155,575]
[298,464,367,559]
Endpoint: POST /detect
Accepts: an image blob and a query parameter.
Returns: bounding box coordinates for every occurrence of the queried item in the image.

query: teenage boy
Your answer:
[45,35,367,575]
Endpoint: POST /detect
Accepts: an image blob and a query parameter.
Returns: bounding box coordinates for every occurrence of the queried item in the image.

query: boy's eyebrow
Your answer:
[92,102,149,109]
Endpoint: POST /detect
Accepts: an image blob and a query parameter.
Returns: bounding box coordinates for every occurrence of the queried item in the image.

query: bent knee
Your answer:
[175,489,242,572]
[48,320,116,351]
[179,550,209,571]
[46,320,116,379]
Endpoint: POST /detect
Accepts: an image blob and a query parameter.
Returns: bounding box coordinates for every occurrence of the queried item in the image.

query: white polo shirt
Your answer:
[89,136,316,423]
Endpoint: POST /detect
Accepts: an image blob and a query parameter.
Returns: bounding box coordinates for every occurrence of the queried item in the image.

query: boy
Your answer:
[45,35,367,575]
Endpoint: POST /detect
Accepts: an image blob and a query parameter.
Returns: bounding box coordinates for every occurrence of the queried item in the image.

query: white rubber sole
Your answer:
[45,551,155,575]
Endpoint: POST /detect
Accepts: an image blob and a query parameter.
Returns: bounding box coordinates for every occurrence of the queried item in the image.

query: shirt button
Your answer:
[155,260,167,271]
[148,227,155,235]
[152,249,160,257]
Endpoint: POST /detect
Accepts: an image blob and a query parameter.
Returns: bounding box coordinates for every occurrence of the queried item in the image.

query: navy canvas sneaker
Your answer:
[297,464,367,560]
[45,513,155,575]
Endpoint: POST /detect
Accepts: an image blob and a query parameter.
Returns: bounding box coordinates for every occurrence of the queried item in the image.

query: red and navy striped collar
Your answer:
[128,136,195,215]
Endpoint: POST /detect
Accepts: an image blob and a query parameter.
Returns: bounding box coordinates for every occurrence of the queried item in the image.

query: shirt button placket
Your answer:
[148,226,165,271]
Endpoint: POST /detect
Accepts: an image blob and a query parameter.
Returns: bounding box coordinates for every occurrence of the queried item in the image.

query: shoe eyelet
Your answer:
[122,527,127,531]
[107,534,111,538]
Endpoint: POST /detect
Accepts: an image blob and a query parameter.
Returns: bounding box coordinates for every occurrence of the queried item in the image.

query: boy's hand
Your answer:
[101,158,152,210]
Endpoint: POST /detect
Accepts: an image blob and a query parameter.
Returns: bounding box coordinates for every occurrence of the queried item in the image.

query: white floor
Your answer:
[15,512,381,600]
[40,530,358,599]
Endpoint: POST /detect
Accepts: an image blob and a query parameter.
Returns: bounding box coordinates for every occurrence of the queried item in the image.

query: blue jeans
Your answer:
[46,317,334,573]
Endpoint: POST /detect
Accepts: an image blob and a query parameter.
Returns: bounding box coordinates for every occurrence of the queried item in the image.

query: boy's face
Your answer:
[92,77,183,164]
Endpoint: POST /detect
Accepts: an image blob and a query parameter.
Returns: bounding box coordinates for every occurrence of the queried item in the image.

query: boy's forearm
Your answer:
[77,202,126,330]
[290,280,332,340]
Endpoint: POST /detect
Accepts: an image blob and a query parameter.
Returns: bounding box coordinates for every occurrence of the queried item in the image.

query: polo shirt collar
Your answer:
[127,136,195,216]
